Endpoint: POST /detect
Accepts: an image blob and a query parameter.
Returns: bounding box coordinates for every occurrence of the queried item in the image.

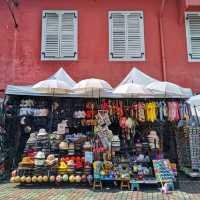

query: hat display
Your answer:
[34,151,45,166]
[45,154,58,166]
[19,157,34,167]
[68,143,75,155]
[59,141,68,150]
[57,161,68,174]
[37,129,48,140]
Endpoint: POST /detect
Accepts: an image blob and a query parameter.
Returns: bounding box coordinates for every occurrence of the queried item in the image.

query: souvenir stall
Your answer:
[5,95,189,189]
[5,67,192,189]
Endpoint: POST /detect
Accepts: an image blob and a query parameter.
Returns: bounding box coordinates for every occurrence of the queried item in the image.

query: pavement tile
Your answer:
[0,181,199,200]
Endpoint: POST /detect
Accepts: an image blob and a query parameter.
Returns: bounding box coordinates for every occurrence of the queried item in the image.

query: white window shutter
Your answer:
[127,12,145,59]
[41,12,60,59]
[109,11,145,61]
[60,12,77,59]
[186,12,200,61]
[41,10,78,61]
[109,13,126,59]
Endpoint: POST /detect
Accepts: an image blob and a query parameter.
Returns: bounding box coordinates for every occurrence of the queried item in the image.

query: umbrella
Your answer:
[73,78,113,97]
[146,81,185,97]
[113,83,152,97]
[32,79,72,94]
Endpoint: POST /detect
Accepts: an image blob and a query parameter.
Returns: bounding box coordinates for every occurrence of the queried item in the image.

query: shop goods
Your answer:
[49,176,55,182]
[32,176,37,183]
[7,97,189,189]
[37,176,43,183]
[56,175,63,183]
[62,174,68,182]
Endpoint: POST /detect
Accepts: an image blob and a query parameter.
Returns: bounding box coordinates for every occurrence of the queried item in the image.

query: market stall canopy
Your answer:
[5,68,76,96]
[48,67,76,88]
[118,67,158,86]
[32,79,72,94]
[73,78,113,97]
[146,81,185,97]
[113,83,152,97]
[118,68,193,98]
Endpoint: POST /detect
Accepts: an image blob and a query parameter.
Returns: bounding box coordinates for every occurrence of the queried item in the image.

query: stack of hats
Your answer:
[67,160,75,173]
[57,160,68,174]
[37,129,48,140]
[45,154,58,167]
[34,151,45,167]
[50,132,63,151]
[19,157,34,168]
[26,133,37,149]
[75,156,83,172]
[36,129,50,154]
[68,143,75,155]
[83,162,92,175]
[59,141,69,154]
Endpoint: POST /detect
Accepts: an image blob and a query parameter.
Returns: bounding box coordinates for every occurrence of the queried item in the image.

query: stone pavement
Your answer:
[0,180,200,200]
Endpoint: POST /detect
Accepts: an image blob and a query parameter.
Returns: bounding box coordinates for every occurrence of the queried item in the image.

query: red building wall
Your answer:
[0,0,200,93]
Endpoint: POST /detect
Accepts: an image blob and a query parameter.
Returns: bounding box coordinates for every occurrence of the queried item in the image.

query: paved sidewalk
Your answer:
[0,180,200,200]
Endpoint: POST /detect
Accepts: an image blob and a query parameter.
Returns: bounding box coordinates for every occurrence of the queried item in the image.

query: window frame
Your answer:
[41,10,78,61]
[185,12,200,62]
[108,11,145,62]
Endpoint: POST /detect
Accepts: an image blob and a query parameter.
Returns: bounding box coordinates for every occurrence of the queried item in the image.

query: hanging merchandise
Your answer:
[146,102,157,122]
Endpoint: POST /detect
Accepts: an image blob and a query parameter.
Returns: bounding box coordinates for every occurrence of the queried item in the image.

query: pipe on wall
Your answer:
[159,0,167,81]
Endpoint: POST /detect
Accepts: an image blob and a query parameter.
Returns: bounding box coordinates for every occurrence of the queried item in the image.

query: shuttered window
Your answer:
[41,10,78,61]
[185,12,200,62]
[109,11,145,61]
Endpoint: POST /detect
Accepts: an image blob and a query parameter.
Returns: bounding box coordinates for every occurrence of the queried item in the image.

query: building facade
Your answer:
[1,0,200,93]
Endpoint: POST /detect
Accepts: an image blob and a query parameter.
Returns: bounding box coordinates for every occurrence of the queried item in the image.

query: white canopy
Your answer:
[118,67,193,98]
[118,67,158,86]
[48,67,76,88]
[5,67,76,96]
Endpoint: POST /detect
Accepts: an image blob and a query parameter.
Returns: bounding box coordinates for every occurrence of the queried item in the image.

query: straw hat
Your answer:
[19,157,34,166]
